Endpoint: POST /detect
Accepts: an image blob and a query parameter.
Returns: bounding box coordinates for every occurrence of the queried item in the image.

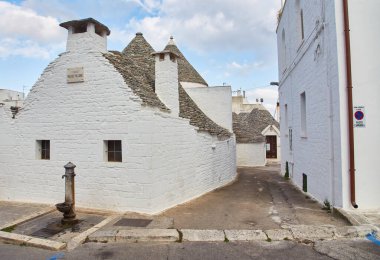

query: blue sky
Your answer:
[0,0,281,112]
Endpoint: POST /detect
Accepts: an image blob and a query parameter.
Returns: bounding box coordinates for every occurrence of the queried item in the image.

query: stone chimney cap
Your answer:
[136,32,143,36]
[151,50,180,58]
[168,36,176,46]
[60,18,111,35]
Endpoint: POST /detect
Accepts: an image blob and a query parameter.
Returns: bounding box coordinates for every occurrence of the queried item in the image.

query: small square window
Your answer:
[37,140,50,160]
[104,140,122,162]
[159,53,165,61]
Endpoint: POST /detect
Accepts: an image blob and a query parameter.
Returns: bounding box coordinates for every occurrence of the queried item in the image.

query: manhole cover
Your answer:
[113,218,152,227]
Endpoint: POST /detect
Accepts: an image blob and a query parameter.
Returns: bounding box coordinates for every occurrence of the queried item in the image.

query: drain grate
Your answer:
[113,218,152,227]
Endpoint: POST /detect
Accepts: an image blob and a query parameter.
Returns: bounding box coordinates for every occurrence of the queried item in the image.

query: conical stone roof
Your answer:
[233,108,279,143]
[104,33,231,138]
[122,32,156,91]
[164,37,208,86]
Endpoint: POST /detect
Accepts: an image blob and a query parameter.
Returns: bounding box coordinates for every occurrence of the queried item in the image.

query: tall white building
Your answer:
[277,0,380,209]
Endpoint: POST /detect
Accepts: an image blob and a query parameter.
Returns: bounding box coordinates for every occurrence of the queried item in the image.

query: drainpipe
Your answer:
[342,0,358,208]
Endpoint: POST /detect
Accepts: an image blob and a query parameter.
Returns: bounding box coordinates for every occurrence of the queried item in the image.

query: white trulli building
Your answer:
[277,0,380,209]
[232,91,280,167]
[0,18,236,214]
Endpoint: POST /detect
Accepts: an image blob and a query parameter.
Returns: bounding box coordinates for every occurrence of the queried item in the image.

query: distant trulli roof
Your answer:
[233,108,279,143]
[104,33,231,138]
[164,37,208,86]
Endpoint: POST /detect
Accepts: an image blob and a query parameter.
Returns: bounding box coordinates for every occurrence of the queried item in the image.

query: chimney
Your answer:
[152,50,179,116]
[60,18,110,53]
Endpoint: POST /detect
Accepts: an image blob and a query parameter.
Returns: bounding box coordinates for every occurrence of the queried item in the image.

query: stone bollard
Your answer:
[56,162,78,225]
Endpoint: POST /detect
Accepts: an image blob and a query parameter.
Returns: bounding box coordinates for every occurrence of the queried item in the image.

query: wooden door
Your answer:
[266,135,277,158]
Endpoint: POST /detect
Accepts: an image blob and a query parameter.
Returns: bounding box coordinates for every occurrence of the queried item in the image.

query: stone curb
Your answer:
[0,231,65,251]
[88,229,179,243]
[116,229,179,242]
[225,230,267,241]
[67,214,122,251]
[0,206,55,231]
[1,225,377,250]
[181,229,225,242]
[87,225,378,244]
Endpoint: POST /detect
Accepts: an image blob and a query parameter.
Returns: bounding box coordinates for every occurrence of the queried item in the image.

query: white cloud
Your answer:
[245,85,278,115]
[129,0,161,14]
[0,1,65,44]
[21,0,76,21]
[0,1,66,59]
[0,38,64,59]
[226,61,264,76]
[117,0,280,59]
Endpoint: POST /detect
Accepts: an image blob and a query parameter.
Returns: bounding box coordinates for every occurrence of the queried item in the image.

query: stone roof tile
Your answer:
[103,51,169,111]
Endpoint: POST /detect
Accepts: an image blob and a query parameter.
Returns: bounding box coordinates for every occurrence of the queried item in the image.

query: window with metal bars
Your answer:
[106,140,122,162]
[37,140,50,160]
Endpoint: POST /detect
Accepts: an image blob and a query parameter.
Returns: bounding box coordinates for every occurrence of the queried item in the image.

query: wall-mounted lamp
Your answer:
[270,82,279,86]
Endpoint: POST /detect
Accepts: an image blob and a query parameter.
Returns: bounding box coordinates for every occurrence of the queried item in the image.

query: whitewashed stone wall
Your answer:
[277,0,345,207]
[347,0,380,209]
[232,96,262,114]
[278,0,380,209]
[236,143,266,167]
[66,23,107,52]
[184,86,232,131]
[0,42,236,213]
[180,82,207,88]
[155,53,179,116]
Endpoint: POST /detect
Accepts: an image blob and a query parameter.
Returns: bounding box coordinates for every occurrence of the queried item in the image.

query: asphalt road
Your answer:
[1,239,380,260]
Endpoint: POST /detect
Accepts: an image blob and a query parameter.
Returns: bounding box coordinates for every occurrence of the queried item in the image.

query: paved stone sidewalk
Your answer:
[338,208,380,229]
[0,201,53,229]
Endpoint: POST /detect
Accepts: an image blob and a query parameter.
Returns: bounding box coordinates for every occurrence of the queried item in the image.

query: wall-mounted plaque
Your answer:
[67,67,84,83]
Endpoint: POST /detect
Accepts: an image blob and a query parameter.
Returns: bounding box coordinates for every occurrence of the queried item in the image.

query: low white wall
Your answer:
[0,48,236,214]
[184,86,232,131]
[236,143,266,167]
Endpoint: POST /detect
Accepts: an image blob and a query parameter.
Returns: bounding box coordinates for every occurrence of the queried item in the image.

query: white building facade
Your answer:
[0,18,236,214]
[0,89,24,108]
[277,0,380,209]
